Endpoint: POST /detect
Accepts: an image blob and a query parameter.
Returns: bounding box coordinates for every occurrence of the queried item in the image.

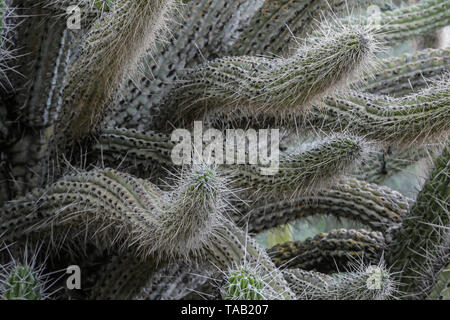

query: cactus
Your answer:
[357,47,450,97]
[387,143,449,299]
[233,178,410,234]
[0,0,448,301]
[284,260,397,300]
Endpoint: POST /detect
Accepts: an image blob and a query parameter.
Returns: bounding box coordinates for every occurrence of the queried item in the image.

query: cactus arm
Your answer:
[284,262,396,300]
[387,143,449,299]
[153,23,376,130]
[105,0,264,130]
[53,0,175,153]
[307,78,450,146]
[230,135,367,200]
[94,128,367,200]
[344,0,450,45]
[357,47,450,97]
[0,166,229,261]
[267,229,386,273]
[234,178,410,234]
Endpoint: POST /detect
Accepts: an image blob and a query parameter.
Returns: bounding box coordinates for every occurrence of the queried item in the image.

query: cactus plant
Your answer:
[0,0,448,301]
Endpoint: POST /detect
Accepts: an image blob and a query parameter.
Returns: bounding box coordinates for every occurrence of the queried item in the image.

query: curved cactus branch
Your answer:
[307,77,450,146]
[0,166,229,261]
[267,229,386,273]
[229,135,367,200]
[233,178,410,234]
[284,261,396,300]
[94,128,368,200]
[156,23,377,129]
[53,0,176,153]
[357,47,450,97]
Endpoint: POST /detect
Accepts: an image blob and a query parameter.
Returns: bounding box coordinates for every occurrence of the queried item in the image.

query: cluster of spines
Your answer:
[284,261,396,300]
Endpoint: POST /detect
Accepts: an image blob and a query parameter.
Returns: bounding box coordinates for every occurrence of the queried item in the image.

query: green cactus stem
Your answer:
[223,268,265,300]
[2,265,43,300]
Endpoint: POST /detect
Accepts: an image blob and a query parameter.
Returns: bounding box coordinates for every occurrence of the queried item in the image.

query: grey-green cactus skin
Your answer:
[387,143,449,299]
[0,0,448,300]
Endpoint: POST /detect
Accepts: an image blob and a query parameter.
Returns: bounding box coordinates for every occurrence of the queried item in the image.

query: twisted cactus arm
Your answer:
[155,23,377,129]
[224,135,367,199]
[70,218,295,300]
[267,229,386,273]
[94,128,368,199]
[307,77,450,146]
[283,262,396,300]
[387,143,449,299]
[357,47,450,97]
[0,166,229,261]
[234,178,409,234]
[53,0,176,153]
